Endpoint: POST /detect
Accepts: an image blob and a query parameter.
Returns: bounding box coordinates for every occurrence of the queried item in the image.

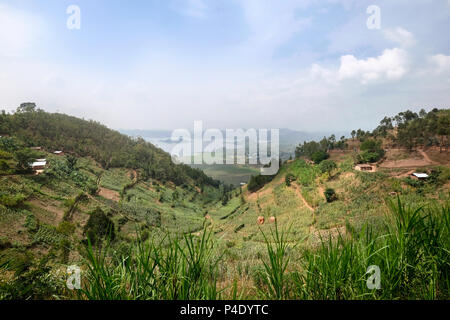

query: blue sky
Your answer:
[1,0,450,132]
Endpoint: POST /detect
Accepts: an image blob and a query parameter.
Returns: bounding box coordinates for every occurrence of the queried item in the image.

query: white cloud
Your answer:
[430,54,450,74]
[338,48,409,83]
[307,48,410,85]
[383,27,416,48]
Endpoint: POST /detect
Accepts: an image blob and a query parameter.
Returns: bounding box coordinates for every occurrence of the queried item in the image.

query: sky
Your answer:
[0,0,450,133]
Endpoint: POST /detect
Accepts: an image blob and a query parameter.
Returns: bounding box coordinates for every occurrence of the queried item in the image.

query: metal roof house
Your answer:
[411,173,429,180]
[30,161,47,173]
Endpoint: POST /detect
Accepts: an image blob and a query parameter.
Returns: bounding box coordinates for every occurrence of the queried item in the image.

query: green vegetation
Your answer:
[0,106,449,300]
[311,150,329,164]
[80,228,220,300]
[247,174,275,192]
[0,104,219,188]
[55,198,449,300]
[83,207,116,246]
[356,139,385,163]
[295,135,347,160]
[319,160,337,175]
[324,188,337,203]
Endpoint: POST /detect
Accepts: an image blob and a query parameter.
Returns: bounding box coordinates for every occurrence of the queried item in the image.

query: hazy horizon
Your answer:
[1,0,449,132]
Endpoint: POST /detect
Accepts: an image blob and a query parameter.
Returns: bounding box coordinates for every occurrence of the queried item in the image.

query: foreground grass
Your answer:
[77,197,449,300]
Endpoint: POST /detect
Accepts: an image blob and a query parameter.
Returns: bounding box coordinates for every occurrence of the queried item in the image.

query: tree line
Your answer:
[0,103,220,188]
[295,108,449,164]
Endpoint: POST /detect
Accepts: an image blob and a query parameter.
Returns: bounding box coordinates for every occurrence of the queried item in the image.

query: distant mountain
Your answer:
[119,129,173,139]
[120,128,347,146]
[120,127,348,160]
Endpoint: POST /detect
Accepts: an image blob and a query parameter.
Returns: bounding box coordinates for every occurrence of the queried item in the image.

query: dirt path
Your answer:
[292,183,314,212]
[417,149,436,165]
[246,185,276,202]
[380,148,435,168]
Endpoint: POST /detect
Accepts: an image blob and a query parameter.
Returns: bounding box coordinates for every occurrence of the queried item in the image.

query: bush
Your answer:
[83,207,116,245]
[285,173,295,186]
[57,221,76,236]
[0,266,66,300]
[324,188,337,203]
[311,151,329,164]
[247,174,275,192]
[319,160,337,175]
[0,193,26,208]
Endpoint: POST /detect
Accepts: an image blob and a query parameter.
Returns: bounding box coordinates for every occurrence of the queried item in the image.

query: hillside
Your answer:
[0,105,449,300]
[0,105,228,299]
[0,103,219,188]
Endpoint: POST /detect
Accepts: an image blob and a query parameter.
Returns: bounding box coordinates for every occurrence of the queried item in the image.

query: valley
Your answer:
[0,106,449,300]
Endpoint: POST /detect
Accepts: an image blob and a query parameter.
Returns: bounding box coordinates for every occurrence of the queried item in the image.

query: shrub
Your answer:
[311,151,329,164]
[324,188,337,203]
[24,213,39,232]
[319,160,337,175]
[83,207,116,245]
[0,193,26,208]
[0,265,66,300]
[57,221,76,236]
[285,173,295,186]
[247,174,275,192]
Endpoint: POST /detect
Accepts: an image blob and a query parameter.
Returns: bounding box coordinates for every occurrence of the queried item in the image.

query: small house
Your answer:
[411,173,429,181]
[53,151,64,156]
[30,147,42,151]
[30,160,47,173]
[355,164,375,172]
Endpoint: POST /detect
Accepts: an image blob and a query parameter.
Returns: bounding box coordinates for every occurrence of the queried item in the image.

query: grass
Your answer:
[78,227,222,300]
[258,221,292,299]
[291,197,450,300]
[1,156,449,300]
[76,197,449,300]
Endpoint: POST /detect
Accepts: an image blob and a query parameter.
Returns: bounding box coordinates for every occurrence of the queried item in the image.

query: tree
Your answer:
[222,193,229,206]
[351,130,356,140]
[437,115,450,152]
[66,155,78,171]
[311,150,329,164]
[358,139,385,163]
[17,103,37,113]
[14,148,39,173]
[319,160,337,175]
[83,207,116,246]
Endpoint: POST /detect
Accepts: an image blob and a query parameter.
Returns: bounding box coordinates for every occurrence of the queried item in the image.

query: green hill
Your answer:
[0,105,449,300]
